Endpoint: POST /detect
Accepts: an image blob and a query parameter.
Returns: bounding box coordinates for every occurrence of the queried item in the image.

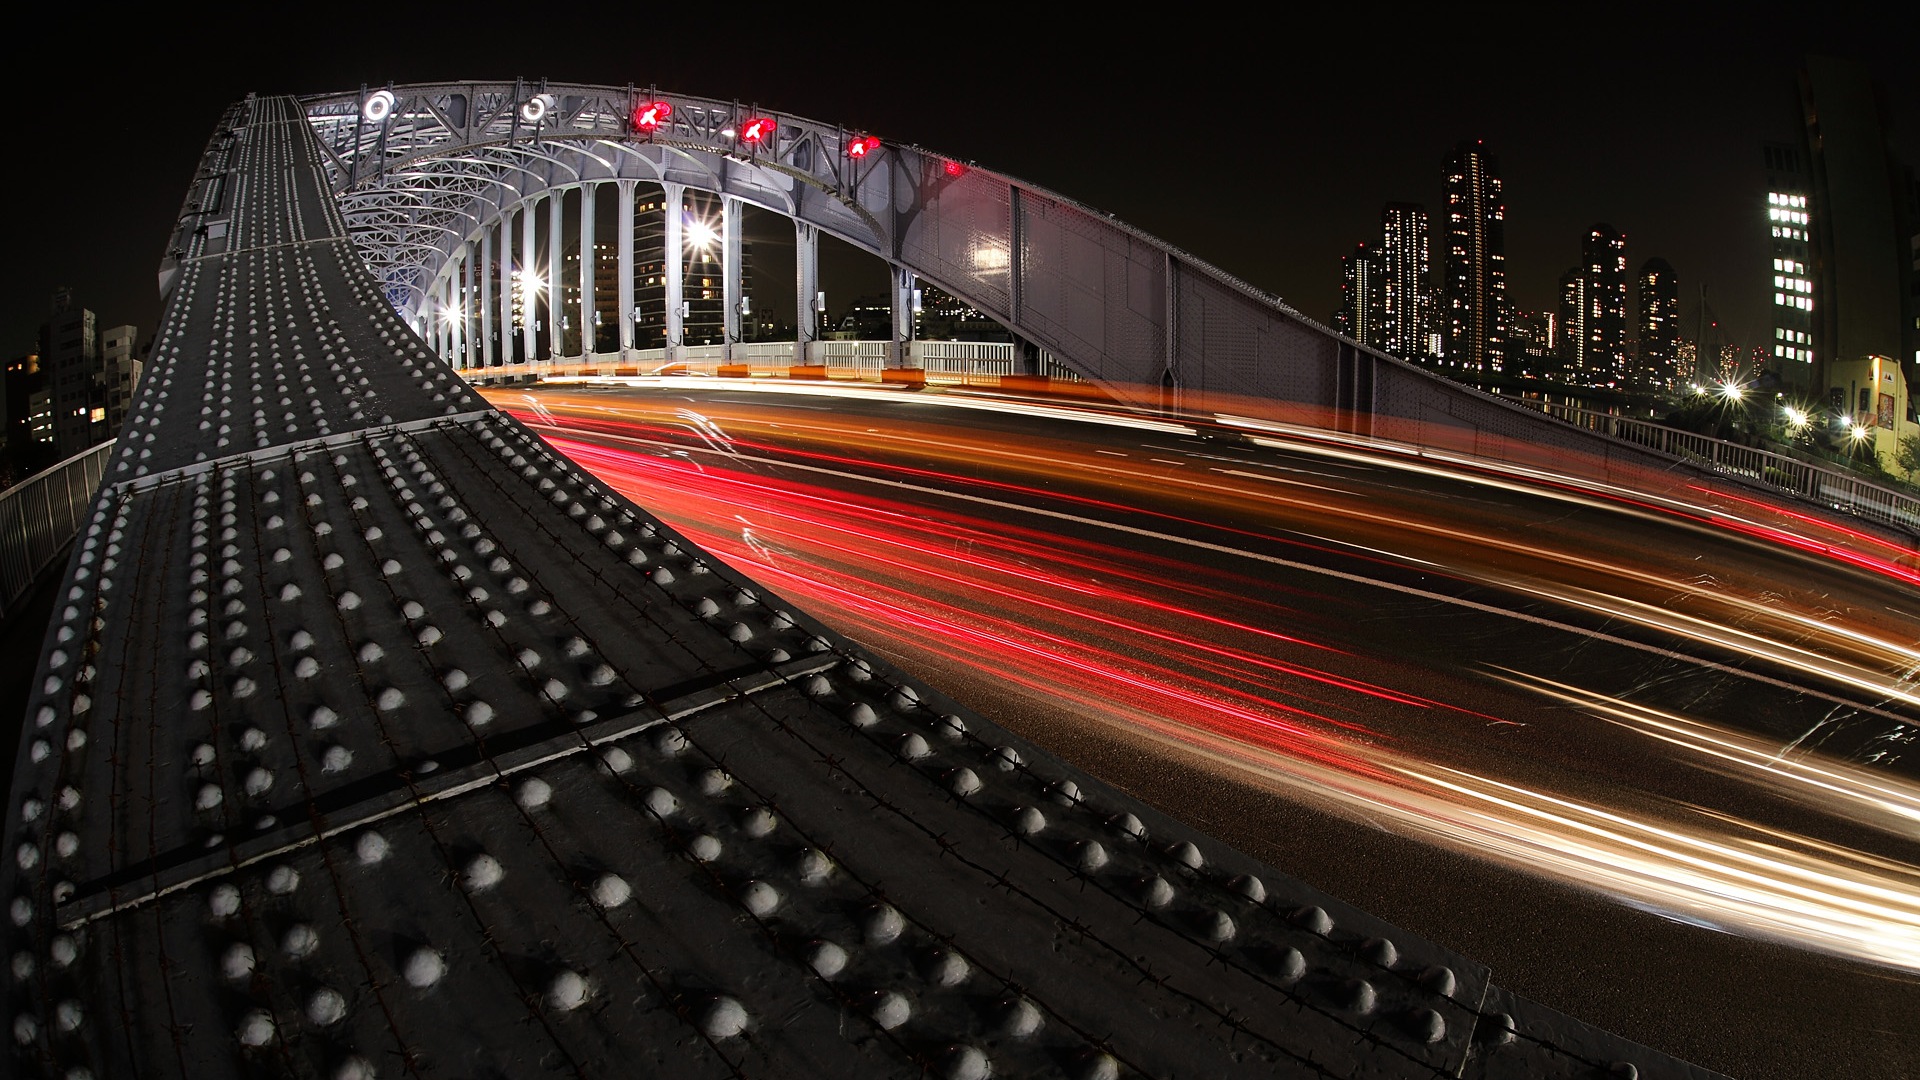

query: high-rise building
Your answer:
[1777,56,1916,419]
[1442,141,1509,375]
[1582,225,1628,387]
[1557,268,1587,375]
[1637,258,1681,391]
[1763,142,1816,385]
[1505,310,1556,378]
[4,351,52,478]
[100,325,143,436]
[43,296,96,459]
[1335,243,1386,349]
[1379,203,1432,361]
[29,290,141,464]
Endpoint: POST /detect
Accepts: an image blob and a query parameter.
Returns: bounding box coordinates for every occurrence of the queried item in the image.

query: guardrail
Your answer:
[1504,397,1920,532]
[0,442,113,622]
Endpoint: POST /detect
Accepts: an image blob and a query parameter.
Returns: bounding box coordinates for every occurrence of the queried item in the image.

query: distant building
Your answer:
[1557,268,1587,375]
[101,325,143,436]
[14,291,142,472]
[1762,142,1816,386]
[4,351,54,477]
[1637,258,1681,392]
[1442,141,1509,375]
[1582,225,1628,388]
[1780,56,1916,422]
[1336,243,1387,349]
[43,297,98,458]
[1505,309,1556,378]
[1379,203,1433,361]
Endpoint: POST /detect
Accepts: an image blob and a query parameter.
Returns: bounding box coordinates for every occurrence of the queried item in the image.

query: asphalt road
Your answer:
[487,378,1920,1080]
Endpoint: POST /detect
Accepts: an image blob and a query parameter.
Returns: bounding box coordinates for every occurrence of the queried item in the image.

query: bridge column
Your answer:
[445,270,460,363]
[722,196,743,355]
[578,183,596,358]
[499,206,515,365]
[480,227,495,367]
[890,265,916,367]
[547,192,563,361]
[616,179,635,356]
[521,199,538,364]
[663,182,685,356]
[795,221,819,350]
[461,246,476,369]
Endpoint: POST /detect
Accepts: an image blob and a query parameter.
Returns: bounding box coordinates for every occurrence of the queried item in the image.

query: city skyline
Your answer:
[3,13,1915,377]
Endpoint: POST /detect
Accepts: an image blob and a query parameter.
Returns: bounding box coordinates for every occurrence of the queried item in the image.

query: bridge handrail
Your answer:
[1502,396,1920,532]
[0,441,114,622]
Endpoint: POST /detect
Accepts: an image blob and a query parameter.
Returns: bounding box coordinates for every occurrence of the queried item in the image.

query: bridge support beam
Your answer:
[521,199,538,364]
[547,193,562,361]
[617,180,635,355]
[795,221,819,348]
[722,196,743,354]
[480,227,495,366]
[890,265,916,367]
[499,208,514,365]
[462,245,476,369]
[663,182,685,356]
[579,183,596,358]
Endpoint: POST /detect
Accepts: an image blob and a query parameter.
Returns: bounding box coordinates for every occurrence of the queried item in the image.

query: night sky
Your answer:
[5,7,1916,364]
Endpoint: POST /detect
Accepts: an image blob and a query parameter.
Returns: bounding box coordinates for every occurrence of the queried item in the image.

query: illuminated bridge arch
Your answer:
[270,81,1391,420]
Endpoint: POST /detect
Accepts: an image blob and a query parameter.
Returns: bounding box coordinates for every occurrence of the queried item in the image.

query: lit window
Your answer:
[1776,293,1787,305]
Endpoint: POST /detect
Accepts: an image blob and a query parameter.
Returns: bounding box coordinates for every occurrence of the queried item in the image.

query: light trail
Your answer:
[492,385,1920,972]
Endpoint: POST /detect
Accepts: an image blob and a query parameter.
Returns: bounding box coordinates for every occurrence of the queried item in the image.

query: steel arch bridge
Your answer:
[3,87,1724,1080]
[273,83,1470,429]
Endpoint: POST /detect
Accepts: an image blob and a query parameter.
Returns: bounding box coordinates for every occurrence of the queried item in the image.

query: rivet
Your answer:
[266,865,299,895]
[701,997,748,1039]
[1292,905,1333,935]
[921,948,970,987]
[236,1009,275,1047]
[283,924,319,959]
[1010,807,1045,836]
[462,854,504,891]
[869,991,910,1031]
[1231,874,1267,903]
[738,880,780,916]
[940,1045,990,1080]
[591,874,632,909]
[404,947,446,988]
[795,849,834,885]
[864,904,904,945]
[739,808,777,837]
[515,778,552,810]
[1202,910,1237,943]
[539,970,589,1013]
[1139,876,1175,909]
[999,996,1043,1037]
[355,832,389,865]
[221,942,255,980]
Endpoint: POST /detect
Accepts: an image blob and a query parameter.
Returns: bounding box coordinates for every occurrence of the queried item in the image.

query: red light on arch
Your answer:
[632,100,672,133]
[740,117,777,144]
[846,135,881,158]
[943,160,966,177]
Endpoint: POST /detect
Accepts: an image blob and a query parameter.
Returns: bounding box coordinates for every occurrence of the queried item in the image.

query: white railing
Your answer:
[0,441,113,621]
[916,341,1015,387]
[1505,397,1920,532]
[807,340,891,373]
